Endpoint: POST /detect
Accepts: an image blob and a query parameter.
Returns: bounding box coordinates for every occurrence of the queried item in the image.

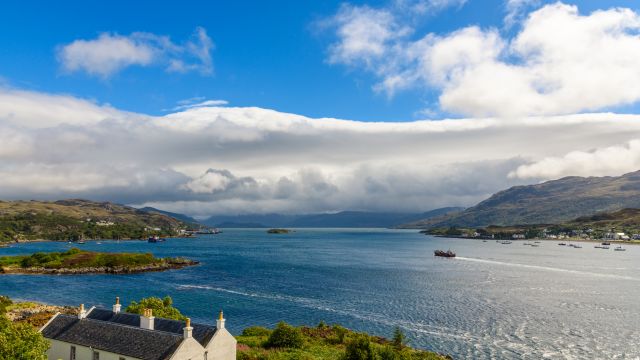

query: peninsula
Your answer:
[0,248,198,275]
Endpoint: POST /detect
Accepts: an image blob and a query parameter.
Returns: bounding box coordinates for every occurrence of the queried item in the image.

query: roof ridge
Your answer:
[90,307,217,329]
[57,313,185,338]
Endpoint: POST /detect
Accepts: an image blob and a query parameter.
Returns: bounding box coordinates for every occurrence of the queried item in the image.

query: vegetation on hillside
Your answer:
[237,321,449,360]
[126,296,187,321]
[0,248,197,273]
[0,296,49,359]
[0,199,185,242]
[403,171,640,228]
[425,208,640,240]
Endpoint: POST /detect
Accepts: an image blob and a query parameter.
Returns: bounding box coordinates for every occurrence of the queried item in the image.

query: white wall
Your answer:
[168,337,205,360]
[205,329,237,360]
[47,339,142,360]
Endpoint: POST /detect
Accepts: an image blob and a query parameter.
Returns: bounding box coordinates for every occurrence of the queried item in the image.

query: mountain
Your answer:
[204,208,462,228]
[138,207,200,225]
[403,171,640,228]
[0,199,185,242]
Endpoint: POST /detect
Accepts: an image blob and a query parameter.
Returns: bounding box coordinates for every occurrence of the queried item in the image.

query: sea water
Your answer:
[1,229,638,359]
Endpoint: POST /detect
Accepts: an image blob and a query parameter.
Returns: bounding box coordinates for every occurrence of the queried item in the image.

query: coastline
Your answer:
[427,234,640,245]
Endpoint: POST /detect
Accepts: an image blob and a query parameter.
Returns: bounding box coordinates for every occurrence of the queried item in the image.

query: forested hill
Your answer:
[0,199,185,242]
[402,171,640,228]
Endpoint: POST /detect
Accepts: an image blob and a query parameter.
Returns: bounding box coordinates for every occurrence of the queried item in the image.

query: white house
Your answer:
[40,298,236,360]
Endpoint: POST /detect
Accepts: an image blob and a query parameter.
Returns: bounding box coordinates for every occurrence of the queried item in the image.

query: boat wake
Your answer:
[455,257,640,281]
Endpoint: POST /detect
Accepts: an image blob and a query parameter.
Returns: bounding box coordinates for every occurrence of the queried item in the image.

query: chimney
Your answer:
[216,310,225,330]
[140,309,155,330]
[112,297,121,314]
[78,304,87,319]
[183,318,193,338]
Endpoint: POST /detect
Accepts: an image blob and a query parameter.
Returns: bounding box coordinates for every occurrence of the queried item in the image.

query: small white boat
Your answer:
[614,246,626,251]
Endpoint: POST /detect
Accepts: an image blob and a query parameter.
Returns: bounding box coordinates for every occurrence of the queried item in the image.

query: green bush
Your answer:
[0,296,12,314]
[344,335,378,360]
[0,317,49,360]
[126,296,187,320]
[392,327,405,349]
[243,326,273,337]
[333,325,348,344]
[265,322,305,349]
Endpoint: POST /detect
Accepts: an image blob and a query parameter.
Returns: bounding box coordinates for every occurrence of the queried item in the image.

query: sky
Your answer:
[1,0,640,217]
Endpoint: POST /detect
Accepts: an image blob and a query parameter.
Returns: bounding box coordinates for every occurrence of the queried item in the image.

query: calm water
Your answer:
[1,229,639,359]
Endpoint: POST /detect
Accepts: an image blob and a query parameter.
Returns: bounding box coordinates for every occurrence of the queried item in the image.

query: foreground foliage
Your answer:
[0,296,49,360]
[237,322,449,360]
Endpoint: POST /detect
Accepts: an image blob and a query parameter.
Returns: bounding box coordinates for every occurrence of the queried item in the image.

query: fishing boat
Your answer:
[602,242,611,246]
[196,228,222,235]
[434,250,456,258]
[558,242,566,246]
[614,246,626,251]
[148,235,165,243]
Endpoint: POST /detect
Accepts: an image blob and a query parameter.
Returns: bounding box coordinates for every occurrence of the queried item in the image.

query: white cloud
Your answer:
[171,99,228,112]
[510,140,640,180]
[58,27,214,78]
[1,87,640,216]
[182,169,233,193]
[327,4,409,67]
[327,2,640,118]
[504,0,540,28]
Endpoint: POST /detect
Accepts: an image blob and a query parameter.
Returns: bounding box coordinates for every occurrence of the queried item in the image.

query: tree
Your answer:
[265,322,304,349]
[392,327,405,349]
[344,335,378,360]
[0,317,49,360]
[125,296,186,320]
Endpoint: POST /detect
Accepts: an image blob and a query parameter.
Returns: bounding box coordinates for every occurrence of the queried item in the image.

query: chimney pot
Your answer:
[78,304,87,320]
[113,297,122,314]
[140,308,155,330]
[183,318,193,339]
[216,309,226,330]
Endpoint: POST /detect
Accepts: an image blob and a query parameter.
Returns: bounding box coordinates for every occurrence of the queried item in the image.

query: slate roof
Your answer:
[86,308,217,346]
[41,309,218,360]
[41,314,183,360]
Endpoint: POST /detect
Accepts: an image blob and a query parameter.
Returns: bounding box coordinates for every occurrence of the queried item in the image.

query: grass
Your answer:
[237,323,449,360]
[0,248,174,269]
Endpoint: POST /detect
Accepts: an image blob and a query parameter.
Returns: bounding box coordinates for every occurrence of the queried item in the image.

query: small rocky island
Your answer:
[267,228,292,234]
[0,248,198,275]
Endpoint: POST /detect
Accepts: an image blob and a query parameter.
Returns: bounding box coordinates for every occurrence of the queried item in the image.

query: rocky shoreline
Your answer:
[0,258,199,275]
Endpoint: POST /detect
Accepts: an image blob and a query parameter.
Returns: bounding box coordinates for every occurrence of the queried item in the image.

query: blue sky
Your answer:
[1,0,637,121]
[2,0,640,215]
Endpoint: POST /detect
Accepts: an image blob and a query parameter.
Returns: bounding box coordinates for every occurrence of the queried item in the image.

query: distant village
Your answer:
[430,226,640,242]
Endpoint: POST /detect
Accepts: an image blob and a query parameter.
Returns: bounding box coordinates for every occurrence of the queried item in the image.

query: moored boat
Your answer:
[434,250,456,258]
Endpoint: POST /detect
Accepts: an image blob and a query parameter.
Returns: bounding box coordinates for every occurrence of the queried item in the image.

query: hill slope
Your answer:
[138,206,200,226]
[0,199,185,242]
[405,171,640,228]
[204,208,463,228]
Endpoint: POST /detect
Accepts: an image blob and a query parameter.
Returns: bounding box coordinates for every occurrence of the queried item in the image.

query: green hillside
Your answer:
[0,199,185,242]
[403,171,640,228]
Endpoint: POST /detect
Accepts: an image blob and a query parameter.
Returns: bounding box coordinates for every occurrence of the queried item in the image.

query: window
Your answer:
[92,351,100,360]
[70,346,76,360]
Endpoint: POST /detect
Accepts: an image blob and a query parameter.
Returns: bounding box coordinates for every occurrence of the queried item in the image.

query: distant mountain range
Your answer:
[138,207,200,225]
[401,171,640,228]
[202,207,463,228]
